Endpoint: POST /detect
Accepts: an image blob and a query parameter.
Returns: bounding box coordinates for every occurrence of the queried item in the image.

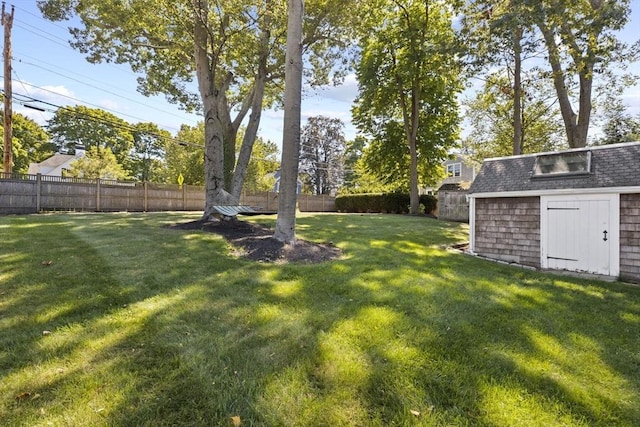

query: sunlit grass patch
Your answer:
[1,213,639,425]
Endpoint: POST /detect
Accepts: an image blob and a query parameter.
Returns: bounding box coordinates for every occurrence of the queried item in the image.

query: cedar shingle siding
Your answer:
[474,197,540,268]
[620,194,640,281]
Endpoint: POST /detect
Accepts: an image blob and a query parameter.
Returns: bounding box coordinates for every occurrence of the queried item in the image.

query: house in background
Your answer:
[27,145,85,177]
[442,155,477,185]
[468,141,640,282]
[436,155,477,222]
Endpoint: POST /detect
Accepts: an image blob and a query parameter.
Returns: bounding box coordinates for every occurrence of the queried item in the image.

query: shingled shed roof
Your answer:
[468,141,640,195]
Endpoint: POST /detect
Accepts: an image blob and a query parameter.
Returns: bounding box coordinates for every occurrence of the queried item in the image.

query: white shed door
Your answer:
[544,198,612,275]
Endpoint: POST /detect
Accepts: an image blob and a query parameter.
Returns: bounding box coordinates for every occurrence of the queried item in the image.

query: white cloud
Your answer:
[310,74,358,104]
[98,98,122,111]
[35,85,76,101]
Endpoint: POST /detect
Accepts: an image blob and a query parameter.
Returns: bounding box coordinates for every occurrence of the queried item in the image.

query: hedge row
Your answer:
[335,193,437,214]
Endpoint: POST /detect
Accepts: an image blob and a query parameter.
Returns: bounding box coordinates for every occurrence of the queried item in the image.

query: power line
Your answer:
[7,89,205,149]
[10,4,200,132]
[14,54,200,130]
[7,77,194,132]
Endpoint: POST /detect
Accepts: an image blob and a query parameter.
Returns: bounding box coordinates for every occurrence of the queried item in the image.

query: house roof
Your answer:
[468,141,640,195]
[28,153,77,175]
[438,182,471,192]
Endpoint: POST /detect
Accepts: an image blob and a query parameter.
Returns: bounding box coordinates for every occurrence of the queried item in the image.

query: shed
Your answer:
[467,141,640,282]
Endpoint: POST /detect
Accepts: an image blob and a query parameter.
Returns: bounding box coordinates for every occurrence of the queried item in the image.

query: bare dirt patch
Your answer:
[169,219,342,264]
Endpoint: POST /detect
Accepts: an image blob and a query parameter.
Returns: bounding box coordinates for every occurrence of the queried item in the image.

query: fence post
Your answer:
[35,173,42,212]
[96,179,101,211]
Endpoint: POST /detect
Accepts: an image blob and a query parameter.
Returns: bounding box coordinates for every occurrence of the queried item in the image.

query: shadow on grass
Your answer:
[1,213,639,426]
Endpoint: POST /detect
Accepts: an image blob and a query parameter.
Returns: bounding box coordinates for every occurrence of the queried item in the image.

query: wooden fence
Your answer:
[437,190,469,222]
[0,173,335,214]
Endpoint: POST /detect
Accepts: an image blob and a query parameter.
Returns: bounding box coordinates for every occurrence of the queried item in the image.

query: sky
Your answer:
[4,1,640,150]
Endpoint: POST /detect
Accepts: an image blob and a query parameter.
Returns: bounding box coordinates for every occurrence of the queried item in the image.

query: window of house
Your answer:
[532,151,591,177]
[447,163,461,177]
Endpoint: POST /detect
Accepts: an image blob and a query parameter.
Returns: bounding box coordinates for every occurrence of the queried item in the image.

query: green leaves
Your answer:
[66,145,130,180]
[352,0,462,196]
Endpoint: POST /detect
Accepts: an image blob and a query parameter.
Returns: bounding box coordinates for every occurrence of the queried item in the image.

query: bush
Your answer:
[336,193,437,214]
[419,194,437,215]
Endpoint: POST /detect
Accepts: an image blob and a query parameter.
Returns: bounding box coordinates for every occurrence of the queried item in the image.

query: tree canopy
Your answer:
[66,146,130,180]
[353,0,462,213]
[1,111,54,174]
[458,0,639,150]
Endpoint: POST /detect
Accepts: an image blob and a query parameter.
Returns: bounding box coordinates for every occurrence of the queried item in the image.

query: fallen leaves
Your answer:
[41,260,53,266]
[15,392,31,401]
[229,415,241,426]
[15,392,40,402]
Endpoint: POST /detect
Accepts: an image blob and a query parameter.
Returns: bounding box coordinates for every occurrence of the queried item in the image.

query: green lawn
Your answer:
[1,212,639,426]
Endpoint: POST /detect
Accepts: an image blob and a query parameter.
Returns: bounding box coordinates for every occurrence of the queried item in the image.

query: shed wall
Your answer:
[620,193,640,282]
[474,197,541,267]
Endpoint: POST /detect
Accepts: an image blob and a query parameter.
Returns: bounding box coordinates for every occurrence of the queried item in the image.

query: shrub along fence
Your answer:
[0,173,335,214]
[335,192,437,214]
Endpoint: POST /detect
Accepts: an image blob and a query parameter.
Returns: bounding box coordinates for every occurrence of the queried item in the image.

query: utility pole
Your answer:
[2,2,14,174]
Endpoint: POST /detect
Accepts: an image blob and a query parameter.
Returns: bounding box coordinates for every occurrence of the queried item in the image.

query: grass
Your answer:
[1,212,639,426]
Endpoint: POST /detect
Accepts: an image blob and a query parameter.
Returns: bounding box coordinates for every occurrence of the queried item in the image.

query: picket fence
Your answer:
[0,173,335,214]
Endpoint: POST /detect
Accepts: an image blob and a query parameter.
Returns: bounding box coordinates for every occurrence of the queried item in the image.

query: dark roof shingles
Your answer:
[469,143,640,194]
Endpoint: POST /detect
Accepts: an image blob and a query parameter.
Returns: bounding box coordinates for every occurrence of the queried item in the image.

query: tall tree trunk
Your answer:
[512,23,523,155]
[408,87,420,215]
[274,0,303,244]
[537,19,592,148]
[230,10,271,200]
[193,0,235,219]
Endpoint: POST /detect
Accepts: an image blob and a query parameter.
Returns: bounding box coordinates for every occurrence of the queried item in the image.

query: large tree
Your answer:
[359,118,450,192]
[463,71,565,162]
[526,0,637,148]
[299,116,346,195]
[595,101,640,145]
[459,0,540,155]
[352,0,462,214]
[39,0,354,220]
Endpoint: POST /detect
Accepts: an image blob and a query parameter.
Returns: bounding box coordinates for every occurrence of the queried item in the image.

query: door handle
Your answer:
[603,230,608,242]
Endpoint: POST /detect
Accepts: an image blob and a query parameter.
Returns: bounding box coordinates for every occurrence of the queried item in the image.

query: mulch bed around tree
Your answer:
[168,218,342,264]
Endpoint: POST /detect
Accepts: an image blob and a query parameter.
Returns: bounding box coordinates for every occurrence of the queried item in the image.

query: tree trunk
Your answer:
[274,0,303,244]
[193,0,235,219]
[230,14,271,200]
[537,20,591,148]
[512,24,523,155]
[408,88,420,215]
